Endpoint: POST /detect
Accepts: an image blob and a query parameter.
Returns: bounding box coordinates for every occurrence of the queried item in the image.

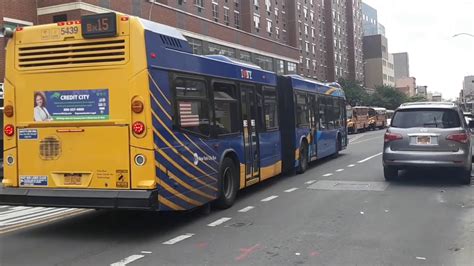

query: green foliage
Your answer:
[339,79,409,109]
[338,79,369,106]
[407,95,427,102]
[368,85,408,110]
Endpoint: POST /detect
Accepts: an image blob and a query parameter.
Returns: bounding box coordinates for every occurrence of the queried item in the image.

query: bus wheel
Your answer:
[296,142,308,174]
[335,135,342,156]
[214,158,238,209]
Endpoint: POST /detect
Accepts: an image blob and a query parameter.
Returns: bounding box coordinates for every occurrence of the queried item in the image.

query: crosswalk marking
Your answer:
[0,206,86,233]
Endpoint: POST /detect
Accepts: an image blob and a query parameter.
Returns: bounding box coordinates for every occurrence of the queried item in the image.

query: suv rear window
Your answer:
[391,108,461,129]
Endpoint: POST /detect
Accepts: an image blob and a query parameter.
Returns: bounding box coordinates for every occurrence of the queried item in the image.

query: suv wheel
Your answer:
[384,166,398,181]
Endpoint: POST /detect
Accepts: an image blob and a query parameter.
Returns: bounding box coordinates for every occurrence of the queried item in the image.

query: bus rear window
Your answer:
[391,109,461,129]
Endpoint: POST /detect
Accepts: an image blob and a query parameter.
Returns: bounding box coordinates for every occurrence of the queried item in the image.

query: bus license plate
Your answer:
[417,136,431,145]
[64,173,82,185]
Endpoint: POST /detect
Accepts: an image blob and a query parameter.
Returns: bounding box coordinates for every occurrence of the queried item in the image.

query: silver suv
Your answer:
[383,102,472,184]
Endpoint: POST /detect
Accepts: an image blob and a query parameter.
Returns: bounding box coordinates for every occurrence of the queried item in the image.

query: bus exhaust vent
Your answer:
[159,35,183,49]
[17,39,127,70]
[39,136,61,160]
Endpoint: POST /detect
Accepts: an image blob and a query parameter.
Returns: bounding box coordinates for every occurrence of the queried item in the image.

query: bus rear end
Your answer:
[0,14,158,209]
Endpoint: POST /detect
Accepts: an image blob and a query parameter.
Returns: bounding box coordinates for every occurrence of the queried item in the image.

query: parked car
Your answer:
[383,102,472,184]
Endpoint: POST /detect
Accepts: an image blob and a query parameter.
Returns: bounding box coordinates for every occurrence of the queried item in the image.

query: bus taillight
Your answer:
[4,105,14,117]
[132,121,145,135]
[4,124,15,137]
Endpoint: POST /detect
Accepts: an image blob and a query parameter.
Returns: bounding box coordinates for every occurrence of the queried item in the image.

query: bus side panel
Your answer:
[148,69,219,211]
[317,129,338,158]
[277,77,296,174]
[259,131,282,180]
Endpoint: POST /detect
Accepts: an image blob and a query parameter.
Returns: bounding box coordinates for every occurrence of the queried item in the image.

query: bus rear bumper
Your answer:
[0,187,159,210]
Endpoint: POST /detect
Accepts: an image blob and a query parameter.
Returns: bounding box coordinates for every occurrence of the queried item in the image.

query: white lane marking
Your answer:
[347,164,356,168]
[284,188,299,193]
[357,152,383,163]
[141,251,152,254]
[0,208,71,226]
[238,206,255,213]
[336,169,344,172]
[207,217,232,227]
[162,233,194,245]
[349,136,382,145]
[323,173,333,177]
[261,195,279,202]
[0,207,52,221]
[415,257,426,260]
[305,180,316,184]
[110,254,145,266]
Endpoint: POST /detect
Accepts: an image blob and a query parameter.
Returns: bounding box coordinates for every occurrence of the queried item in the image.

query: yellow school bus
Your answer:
[346,106,369,134]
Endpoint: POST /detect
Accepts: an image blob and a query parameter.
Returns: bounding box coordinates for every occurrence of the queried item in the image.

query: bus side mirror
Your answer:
[2,27,14,38]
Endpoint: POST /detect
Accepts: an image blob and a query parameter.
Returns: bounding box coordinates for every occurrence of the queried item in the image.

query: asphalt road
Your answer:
[0,130,473,265]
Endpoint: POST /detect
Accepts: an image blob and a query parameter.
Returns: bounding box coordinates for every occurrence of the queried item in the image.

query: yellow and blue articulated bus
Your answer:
[0,13,346,211]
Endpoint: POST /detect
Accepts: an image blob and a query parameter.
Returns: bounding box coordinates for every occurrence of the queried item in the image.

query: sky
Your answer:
[363,0,474,99]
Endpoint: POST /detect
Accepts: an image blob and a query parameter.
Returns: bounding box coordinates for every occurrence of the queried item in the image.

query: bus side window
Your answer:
[295,92,309,128]
[308,94,316,128]
[263,87,279,130]
[318,97,326,131]
[333,98,341,128]
[213,82,240,136]
[325,97,335,130]
[174,78,211,137]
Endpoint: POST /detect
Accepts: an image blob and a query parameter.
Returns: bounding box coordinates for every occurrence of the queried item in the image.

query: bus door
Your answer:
[240,85,260,185]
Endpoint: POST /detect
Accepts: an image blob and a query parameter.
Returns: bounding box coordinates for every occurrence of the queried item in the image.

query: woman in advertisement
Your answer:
[34,92,53,121]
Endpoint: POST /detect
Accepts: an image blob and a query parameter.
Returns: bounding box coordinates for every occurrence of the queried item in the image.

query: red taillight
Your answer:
[446,133,469,144]
[132,121,145,135]
[150,53,157,59]
[384,132,402,142]
[4,124,15,137]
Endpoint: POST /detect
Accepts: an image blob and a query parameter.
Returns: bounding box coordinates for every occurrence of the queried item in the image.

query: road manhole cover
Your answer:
[308,180,389,191]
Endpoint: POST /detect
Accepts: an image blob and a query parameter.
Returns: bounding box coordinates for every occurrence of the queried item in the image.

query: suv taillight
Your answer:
[384,132,402,142]
[446,133,469,144]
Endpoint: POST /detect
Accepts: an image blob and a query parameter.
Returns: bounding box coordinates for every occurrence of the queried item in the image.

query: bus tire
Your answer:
[335,135,342,156]
[296,142,309,174]
[214,157,239,209]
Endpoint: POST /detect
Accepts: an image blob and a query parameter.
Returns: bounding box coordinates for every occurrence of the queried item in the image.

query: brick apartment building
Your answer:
[0,0,364,85]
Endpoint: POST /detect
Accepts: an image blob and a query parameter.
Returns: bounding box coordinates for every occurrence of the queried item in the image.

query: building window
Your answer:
[276,59,285,75]
[287,62,297,74]
[267,20,272,33]
[234,11,240,29]
[265,0,271,12]
[187,37,203,55]
[254,14,260,31]
[207,43,236,58]
[239,50,252,62]
[53,14,68,23]
[194,0,204,12]
[212,2,219,21]
[254,54,273,71]
[224,8,230,25]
